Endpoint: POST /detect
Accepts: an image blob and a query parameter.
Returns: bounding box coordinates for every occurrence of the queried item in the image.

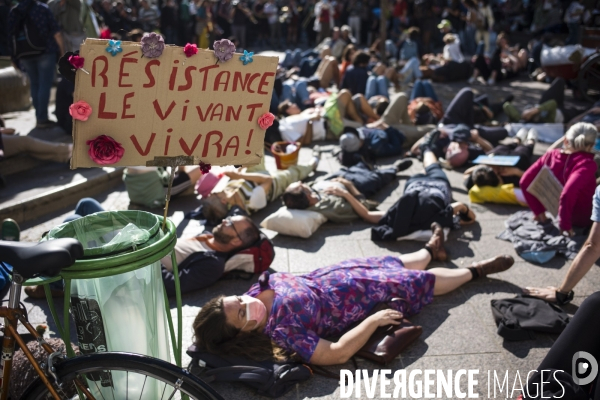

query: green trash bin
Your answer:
[25,211,185,369]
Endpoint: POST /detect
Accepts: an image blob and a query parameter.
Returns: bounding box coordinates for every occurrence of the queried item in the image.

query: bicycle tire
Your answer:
[21,352,224,400]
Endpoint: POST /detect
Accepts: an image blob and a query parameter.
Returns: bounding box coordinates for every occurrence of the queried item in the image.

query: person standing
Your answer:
[230,0,254,50]
[564,0,584,45]
[9,0,65,129]
[138,0,160,32]
[160,0,178,44]
[47,0,86,52]
[314,0,333,44]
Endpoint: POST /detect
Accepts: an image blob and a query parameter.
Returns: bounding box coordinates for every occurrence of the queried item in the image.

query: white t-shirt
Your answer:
[161,238,211,271]
[279,111,326,142]
[443,37,464,63]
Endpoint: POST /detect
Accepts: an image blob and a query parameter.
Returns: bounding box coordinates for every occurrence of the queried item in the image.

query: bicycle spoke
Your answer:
[91,378,108,400]
[166,387,180,400]
[138,375,148,400]
[126,371,129,400]
[161,379,168,399]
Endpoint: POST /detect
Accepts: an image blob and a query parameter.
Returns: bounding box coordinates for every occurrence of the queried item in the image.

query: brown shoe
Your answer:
[425,222,447,261]
[24,285,64,299]
[472,255,514,277]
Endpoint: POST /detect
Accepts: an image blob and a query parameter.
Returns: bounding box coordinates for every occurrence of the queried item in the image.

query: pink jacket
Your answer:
[520,149,597,231]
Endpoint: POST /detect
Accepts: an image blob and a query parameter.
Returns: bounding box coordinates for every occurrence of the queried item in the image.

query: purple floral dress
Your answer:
[245,256,435,363]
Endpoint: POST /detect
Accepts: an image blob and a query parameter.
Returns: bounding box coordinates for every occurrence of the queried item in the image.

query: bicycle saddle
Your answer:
[0,238,84,280]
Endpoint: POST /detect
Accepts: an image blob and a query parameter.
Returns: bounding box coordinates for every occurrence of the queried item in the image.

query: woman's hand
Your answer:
[367,309,403,327]
[522,286,558,302]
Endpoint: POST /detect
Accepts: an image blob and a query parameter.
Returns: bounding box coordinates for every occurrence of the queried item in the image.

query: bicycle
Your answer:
[0,238,224,400]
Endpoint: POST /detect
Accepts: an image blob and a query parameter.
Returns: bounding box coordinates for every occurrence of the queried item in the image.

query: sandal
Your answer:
[425,222,447,261]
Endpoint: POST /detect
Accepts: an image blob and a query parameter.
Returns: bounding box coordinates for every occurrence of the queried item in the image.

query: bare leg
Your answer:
[430,268,472,295]
[398,249,431,270]
[316,56,339,88]
[337,89,363,123]
[354,94,380,120]
[422,149,438,168]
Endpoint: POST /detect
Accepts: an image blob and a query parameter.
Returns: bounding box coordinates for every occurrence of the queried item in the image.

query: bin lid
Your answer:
[46,211,162,258]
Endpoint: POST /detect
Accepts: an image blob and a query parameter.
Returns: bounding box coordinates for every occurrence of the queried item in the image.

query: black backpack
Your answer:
[12,1,47,60]
[491,296,570,341]
[187,344,313,398]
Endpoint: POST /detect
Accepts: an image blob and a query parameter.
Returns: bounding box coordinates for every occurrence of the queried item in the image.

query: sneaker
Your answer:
[515,127,528,143]
[527,128,538,143]
[487,78,496,85]
[468,76,476,85]
[393,159,413,172]
[1,218,20,241]
[477,76,487,85]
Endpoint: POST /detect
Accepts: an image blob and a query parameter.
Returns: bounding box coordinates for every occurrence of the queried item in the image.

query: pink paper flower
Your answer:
[86,135,125,165]
[184,43,198,58]
[69,100,92,121]
[213,39,235,63]
[68,55,85,69]
[258,112,275,129]
[140,32,165,58]
[199,161,211,174]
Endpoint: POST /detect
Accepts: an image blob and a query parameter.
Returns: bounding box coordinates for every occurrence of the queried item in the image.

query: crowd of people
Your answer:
[3,0,600,397]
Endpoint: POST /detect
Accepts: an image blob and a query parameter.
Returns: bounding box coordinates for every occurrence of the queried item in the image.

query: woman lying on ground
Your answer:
[192,245,514,366]
[520,122,598,236]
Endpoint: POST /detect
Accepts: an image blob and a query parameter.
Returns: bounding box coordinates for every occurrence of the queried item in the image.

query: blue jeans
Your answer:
[20,53,57,122]
[365,76,389,99]
[283,48,302,68]
[461,26,477,56]
[282,78,310,107]
[400,57,422,84]
[566,23,581,45]
[410,79,438,101]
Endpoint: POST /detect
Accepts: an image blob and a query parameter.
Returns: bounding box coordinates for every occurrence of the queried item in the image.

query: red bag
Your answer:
[231,232,275,274]
[319,7,330,23]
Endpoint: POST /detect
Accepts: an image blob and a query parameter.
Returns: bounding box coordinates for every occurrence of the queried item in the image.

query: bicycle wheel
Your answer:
[21,352,224,400]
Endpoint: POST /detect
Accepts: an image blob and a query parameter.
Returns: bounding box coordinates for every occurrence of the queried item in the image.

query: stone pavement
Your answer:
[4,77,600,400]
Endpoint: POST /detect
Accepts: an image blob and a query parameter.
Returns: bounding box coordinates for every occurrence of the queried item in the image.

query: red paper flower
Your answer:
[199,161,211,174]
[68,55,85,69]
[184,43,198,58]
[69,100,92,121]
[258,113,275,129]
[86,135,125,165]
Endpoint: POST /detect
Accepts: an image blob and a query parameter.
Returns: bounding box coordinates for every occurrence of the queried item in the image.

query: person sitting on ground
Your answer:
[468,32,528,85]
[276,89,381,143]
[464,127,538,190]
[123,166,202,209]
[523,182,600,306]
[161,214,262,295]
[340,51,371,96]
[199,156,319,225]
[397,27,422,84]
[191,249,514,365]
[283,149,475,242]
[521,122,598,236]
[521,291,600,399]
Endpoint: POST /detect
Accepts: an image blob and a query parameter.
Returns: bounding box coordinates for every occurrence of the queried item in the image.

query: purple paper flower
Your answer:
[213,39,235,63]
[140,32,165,58]
[199,161,211,174]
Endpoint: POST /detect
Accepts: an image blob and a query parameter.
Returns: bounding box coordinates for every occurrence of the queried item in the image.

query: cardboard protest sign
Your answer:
[71,38,278,168]
[525,165,563,217]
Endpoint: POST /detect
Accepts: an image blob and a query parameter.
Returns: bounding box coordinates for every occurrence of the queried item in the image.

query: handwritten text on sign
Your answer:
[71,39,278,168]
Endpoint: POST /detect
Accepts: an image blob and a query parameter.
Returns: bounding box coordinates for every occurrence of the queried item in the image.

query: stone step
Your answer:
[0,163,124,224]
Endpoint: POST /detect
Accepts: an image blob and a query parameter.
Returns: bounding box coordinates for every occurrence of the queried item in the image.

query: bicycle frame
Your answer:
[1,273,63,400]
